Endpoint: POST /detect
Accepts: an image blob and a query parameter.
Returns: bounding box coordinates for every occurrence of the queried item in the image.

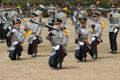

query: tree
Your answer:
[0,0,119,7]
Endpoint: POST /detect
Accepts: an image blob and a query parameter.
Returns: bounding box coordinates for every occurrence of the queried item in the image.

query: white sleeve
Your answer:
[36,27,41,36]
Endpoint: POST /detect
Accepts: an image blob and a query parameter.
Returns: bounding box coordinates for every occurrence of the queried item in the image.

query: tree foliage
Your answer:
[1,0,120,8]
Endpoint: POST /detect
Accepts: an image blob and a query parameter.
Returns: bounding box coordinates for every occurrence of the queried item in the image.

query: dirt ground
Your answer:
[0,18,120,80]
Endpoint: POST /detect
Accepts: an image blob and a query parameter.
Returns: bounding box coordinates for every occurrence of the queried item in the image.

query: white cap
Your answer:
[34,10,43,16]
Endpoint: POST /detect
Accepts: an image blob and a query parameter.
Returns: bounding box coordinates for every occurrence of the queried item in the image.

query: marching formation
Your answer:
[0,2,120,69]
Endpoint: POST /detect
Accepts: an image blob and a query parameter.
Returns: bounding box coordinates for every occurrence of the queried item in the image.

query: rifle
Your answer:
[16,7,32,36]
[97,7,120,12]
[39,5,48,10]
[0,8,12,11]
[64,2,103,25]
[29,18,58,30]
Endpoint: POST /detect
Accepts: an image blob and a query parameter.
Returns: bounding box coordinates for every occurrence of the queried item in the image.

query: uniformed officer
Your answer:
[108,4,120,54]
[27,10,43,57]
[75,17,92,61]
[7,18,25,59]
[0,3,7,43]
[0,3,18,44]
[89,11,102,59]
[46,18,68,68]
[72,5,88,45]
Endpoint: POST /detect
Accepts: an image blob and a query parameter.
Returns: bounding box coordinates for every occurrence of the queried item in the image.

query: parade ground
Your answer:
[0,18,120,80]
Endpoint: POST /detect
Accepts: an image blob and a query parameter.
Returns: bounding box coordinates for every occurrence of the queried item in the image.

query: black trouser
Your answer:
[56,45,65,68]
[28,37,41,55]
[91,38,100,58]
[80,43,93,58]
[80,45,87,58]
[75,43,92,61]
[109,32,118,51]
[6,36,11,47]
[57,45,63,63]
[15,44,23,56]
[0,23,5,40]
[28,44,34,55]
[28,41,38,55]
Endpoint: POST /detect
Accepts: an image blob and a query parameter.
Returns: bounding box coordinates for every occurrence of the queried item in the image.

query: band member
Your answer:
[89,11,102,59]
[46,18,68,69]
[27,10,43,57]
[108,4,120,54]
[75,17,92,61]
[7,18,25,60]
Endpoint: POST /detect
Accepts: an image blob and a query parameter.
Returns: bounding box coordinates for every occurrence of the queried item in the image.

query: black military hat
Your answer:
[79,17,87,22]
[111,3,117,8]
[12,18,21,24]
[52,18,62,23]
[92,11,101,17]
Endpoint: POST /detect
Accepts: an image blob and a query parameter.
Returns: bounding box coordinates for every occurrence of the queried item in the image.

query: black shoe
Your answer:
[57,63,62,69]
[16,55,20,60]
[112,51,117,54]
[82,57,86,62]
[92,54,97,60]
[32,53,36,57]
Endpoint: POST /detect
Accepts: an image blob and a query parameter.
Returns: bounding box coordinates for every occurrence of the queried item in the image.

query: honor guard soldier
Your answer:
[108,4,120,54]
[7,18,25,60]
[27,10,43,57]
[3,4,18,45]
[89,11,102,59]
[46,18,68,69]
[0,3,7,43]
[75,17,92,61]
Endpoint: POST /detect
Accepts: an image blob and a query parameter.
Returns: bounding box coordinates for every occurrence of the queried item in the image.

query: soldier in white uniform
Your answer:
[89,11,102,59]
[108,4,120,54]
[75,17,92,61]
[72,5,88,44]
[46,18,68,68]
[27,10,43,57]
[4,7,18,42]
[0,4,7,43]
[0,3,18,44]
[7,18,25,59]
